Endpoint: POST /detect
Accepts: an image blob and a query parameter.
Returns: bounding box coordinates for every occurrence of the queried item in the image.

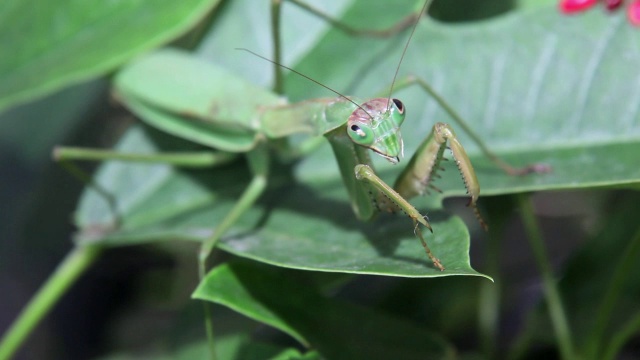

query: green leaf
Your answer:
[98,334,318,360]
[0,79,106,166]
[77,1,640,278]
[176,336,320,360]
[0,0,221,113]
[516,0,557,9]
[193,261,455,360]
[73,125,246,233]
[75,125,488,278]
[283,3,640,197]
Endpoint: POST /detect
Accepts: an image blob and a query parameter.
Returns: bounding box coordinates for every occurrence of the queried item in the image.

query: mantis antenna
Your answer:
[236,47,376,120]
[385,0,434,113]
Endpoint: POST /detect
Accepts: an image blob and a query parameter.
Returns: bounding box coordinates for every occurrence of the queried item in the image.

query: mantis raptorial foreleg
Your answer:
[354,122,485,271]
[394,122,488,231]
[355,164,445,271]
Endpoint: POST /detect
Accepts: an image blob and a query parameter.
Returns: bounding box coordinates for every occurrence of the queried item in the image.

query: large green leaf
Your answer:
[183,0,640,209]
[193,261,455,360]
[75,125,486,278]
[0,0,221,113]
[282,3,640,199]
[99,333,320,360]
[75,2,640,276]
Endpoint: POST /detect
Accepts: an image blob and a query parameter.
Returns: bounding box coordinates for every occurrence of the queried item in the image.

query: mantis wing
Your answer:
[114,48,284,152]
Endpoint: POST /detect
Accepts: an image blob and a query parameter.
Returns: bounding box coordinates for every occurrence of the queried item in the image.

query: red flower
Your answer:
[558,0,599,13]
[559,0,640,26]
[629,0,640,25]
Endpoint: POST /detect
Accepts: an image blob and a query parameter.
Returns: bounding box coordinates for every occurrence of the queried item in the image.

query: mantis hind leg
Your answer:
[197,147,269,277]
[53,145,261,359]
[385,76,552,176]
[196,145,269,359]
[52,146,238,226]
[270,0,422,94]
[282,0,420,38]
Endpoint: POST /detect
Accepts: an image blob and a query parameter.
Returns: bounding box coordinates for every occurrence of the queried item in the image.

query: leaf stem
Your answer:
[517,194,575,360]
[0,245,102,360]
[587,226,640,359]
[602,310,640,360]
[478,195,517,359]
[478,236,500,359]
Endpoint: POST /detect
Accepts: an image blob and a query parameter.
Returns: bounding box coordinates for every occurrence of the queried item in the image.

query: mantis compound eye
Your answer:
[388,98,406,127]
[392,98,405,114]
[350,125,365,137]
[347,123,375,146]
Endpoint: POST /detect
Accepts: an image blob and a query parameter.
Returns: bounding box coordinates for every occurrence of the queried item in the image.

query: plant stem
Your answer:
[0,245,102,360]
[202,302,218,360]
[589,227,640,359]
[602,310,640,360]
[517,194,575,360]
[478,239,500,359]
[478,201,507,359]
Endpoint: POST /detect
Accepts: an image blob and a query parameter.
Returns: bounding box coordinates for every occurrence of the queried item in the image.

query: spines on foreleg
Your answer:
[436,123,488,231]
[395,122,488,231]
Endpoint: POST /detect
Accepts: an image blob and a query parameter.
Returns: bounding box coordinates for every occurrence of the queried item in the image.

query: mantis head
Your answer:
[347,98,405,164]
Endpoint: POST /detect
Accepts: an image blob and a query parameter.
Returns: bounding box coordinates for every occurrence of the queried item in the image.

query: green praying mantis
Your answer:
[55,0,548,274]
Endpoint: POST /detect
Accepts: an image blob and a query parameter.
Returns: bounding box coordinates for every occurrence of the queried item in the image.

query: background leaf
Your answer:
[75,125,488,278]
[511,193,640,358]
[75,1,640,277]
[284,3,640,199]
[0,0,221,113]
[193,261,455,360]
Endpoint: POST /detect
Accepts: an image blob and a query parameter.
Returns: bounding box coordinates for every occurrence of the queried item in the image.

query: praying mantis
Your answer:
[56,0,546,276]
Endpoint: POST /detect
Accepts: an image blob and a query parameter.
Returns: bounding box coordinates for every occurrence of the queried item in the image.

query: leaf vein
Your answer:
[523,34,558,123]
[567,15,625,130]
